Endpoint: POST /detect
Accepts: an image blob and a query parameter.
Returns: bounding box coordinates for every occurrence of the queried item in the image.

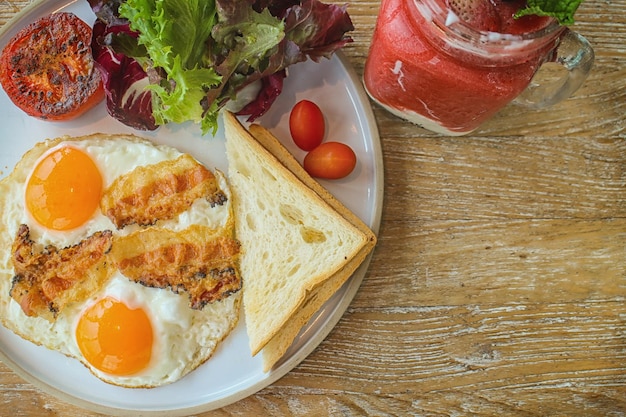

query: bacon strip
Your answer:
[111,226,242,309]
[101,154,227,229]
[10,224,113,320]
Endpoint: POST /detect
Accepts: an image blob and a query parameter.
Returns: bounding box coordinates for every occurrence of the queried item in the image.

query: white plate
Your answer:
[0,1,383,415]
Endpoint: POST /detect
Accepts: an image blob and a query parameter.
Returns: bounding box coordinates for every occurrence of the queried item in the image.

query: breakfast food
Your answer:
[224,111,376,371]
[303,141,357,179]
[288,100,357,179]
[0,13,103,120]
[289,100,326,151]
[0,134,241,387]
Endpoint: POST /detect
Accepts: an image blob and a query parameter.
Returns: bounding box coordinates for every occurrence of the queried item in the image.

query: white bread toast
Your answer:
[223,111,376,371]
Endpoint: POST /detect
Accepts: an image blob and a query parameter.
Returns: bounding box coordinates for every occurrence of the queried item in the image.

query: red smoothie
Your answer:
[363,0,558,135]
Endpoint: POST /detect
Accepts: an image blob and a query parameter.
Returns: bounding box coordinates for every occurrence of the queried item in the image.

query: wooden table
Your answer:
[1,1,624,415]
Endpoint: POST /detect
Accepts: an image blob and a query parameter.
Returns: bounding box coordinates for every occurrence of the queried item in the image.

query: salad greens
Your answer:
[88,0,353,134]
[515,0,585,25]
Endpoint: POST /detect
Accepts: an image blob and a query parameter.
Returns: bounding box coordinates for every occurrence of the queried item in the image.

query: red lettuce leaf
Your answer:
[236,70,286,121]
[88,0,353,131]
[282,0,354,61]
[91,21,157,130]
[234,0,353,121]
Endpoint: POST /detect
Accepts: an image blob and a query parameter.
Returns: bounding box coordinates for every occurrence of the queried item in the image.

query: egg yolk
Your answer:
[76,297,153,376]
[25,146,102,230]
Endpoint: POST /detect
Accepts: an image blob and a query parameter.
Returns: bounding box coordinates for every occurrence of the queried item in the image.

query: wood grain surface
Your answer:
[1,0,625,416]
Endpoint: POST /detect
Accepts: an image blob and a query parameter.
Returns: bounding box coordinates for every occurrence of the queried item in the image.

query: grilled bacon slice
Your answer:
[111,225,242,309]
[10,224,113,321]
[101,154,227,229]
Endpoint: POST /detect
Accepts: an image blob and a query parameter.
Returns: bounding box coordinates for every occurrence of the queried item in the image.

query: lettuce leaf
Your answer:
[91,20,157,130]
[235,70,286,121]
[118,0,222,129]
[89,0,353,135]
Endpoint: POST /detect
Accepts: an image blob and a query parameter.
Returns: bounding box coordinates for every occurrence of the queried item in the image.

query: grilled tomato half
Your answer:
[0,12,103,120]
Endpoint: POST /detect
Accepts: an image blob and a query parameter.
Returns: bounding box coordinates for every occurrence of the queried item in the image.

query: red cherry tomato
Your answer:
[289,100,325,151]
[303,142,357,180]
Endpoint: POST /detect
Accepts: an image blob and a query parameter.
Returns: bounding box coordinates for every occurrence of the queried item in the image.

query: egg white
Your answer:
[63,272,240,388]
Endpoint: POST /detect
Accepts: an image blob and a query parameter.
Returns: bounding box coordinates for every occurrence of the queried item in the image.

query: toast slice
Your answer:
[223,111,376,371]
[247,122,377,371]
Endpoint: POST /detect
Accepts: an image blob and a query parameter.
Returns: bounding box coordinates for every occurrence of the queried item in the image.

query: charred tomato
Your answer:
[0,12,103,120]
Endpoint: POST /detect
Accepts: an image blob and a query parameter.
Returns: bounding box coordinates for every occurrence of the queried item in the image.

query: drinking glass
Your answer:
[363,0,595,135]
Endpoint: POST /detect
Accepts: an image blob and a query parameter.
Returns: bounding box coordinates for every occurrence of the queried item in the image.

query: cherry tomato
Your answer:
[303,142,357,180]
[0,12,104,121]
[289,99,325,151]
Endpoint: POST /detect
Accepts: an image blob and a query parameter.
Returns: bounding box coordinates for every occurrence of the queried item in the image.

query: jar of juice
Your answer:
[363,0,594,135]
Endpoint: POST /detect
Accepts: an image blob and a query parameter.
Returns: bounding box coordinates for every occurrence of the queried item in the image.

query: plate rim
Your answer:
[0,1,384,414]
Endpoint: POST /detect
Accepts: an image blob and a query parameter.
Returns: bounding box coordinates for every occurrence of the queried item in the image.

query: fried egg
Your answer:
[83,273,238,387]
[3,135,227,249]
[0,133,240,388]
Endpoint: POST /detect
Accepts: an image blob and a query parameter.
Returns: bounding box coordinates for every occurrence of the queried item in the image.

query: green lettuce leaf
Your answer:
[147,57,221,125]
[208,5,285,107]
[515,0,585,25]
[94,0,353,135]
[119,0,222,131]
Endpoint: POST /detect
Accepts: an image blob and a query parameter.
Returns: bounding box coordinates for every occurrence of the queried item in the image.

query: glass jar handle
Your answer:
[515,29,595,108]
